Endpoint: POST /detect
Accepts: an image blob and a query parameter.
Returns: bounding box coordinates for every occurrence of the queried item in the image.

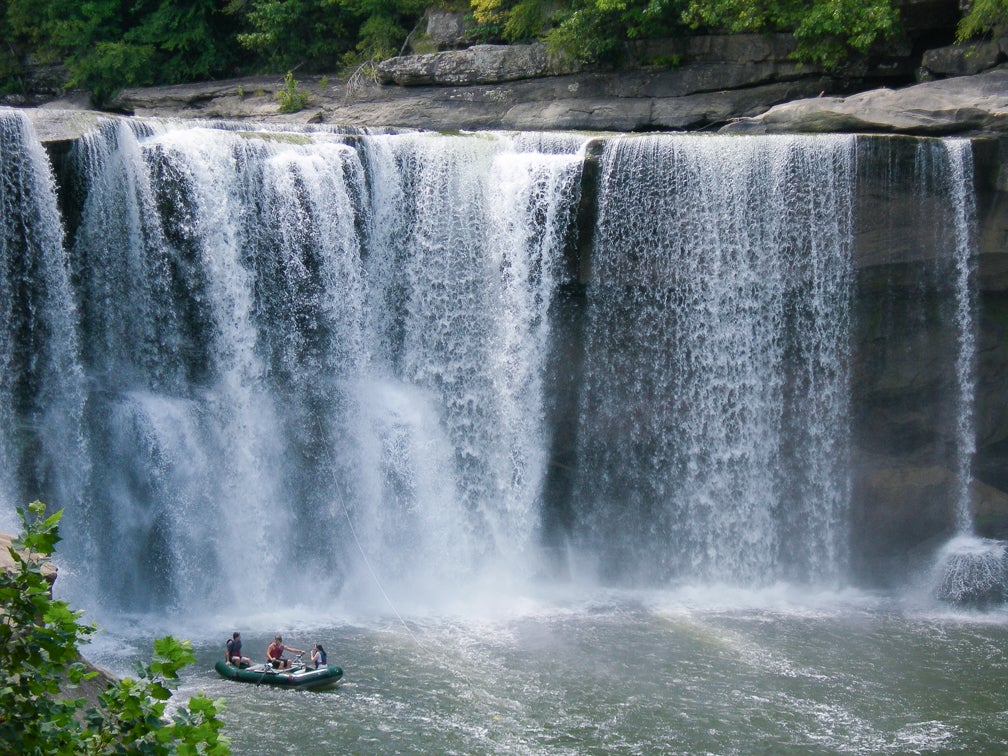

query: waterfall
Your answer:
[0,115,992,615]
[573,134,856,586]
[920,140,1005,606]
[7,121,588,613]
[0,111,87,537]
[354,132,586,593]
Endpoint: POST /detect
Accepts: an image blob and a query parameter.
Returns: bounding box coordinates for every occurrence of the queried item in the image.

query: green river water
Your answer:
[89,589,1008,755]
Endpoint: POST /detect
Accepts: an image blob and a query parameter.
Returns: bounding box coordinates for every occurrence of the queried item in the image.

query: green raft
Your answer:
[214,659,343,690]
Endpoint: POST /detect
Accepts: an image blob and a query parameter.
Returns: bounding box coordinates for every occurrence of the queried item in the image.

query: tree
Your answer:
[236,0,427,72]
[0,501,229,754]
[681,0,899,68]
[4,0,241,102]
[957,0,1008,41]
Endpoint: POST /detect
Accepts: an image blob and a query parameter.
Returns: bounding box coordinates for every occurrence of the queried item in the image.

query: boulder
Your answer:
[424,10,473,50]
[922,41,1003,77]
[375,43,580,86]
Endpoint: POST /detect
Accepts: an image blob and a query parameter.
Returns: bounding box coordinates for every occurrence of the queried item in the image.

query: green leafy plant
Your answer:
[276,70,310,112]
[0,501,229,754]
[681,0,898,69]
[957,0,1008,41]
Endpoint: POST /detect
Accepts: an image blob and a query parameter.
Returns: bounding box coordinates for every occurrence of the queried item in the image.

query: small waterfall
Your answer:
[922,140,1007,606]
[0,111,87,537]
[573,134,856,586]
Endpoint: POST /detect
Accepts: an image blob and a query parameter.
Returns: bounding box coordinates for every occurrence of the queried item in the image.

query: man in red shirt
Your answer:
[266,635,305,669]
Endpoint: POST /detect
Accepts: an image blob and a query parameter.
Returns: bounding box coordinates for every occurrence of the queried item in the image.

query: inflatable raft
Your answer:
[214,659,343,690]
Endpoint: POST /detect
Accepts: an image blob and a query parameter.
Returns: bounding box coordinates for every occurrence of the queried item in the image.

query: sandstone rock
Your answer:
[375,43,580,86]
[722,66,1008,134]
[853,466,959,561]
[972,477,1008,537]
[19,106,108,144]
[853,464,1008,566]
[424,10,473,50]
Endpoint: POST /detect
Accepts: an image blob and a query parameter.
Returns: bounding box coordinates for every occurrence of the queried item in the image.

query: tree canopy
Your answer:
[0,0,1002,102]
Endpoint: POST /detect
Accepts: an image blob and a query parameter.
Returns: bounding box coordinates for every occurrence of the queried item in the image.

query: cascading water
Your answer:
[0,113,993,618]
[572,134,856,587]
[355,132,586,597]
[6,117,588,614]
[0,111,87,538]
[920,139,1007,605]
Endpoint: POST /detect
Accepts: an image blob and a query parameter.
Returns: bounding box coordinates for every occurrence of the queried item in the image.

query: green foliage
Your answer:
[547,6,628,63]
[957,0,1008,41]
[546,0,687,64]
[791,0,899,67]
[237,0,426,72]
[238,0,354,71]
[3,0,241,102]
[277,70,310,112]
[0,0,908,95]
[0,501,229,755]
[83,637,229,754]
[0,501,93,753]
[682,0,898,69]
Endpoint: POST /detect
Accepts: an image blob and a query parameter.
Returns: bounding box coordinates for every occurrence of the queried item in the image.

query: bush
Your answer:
[276,70,310,112]
[0,501,229,755]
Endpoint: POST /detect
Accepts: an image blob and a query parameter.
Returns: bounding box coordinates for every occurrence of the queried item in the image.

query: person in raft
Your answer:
[225,631,251,667]
[311,643,327,669]
[266,635,305,669]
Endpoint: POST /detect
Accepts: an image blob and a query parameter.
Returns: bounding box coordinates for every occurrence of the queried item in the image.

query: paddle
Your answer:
[256,661,277,686]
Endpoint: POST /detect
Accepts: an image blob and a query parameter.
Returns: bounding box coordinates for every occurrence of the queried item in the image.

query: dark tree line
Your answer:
[0,0,1003,104]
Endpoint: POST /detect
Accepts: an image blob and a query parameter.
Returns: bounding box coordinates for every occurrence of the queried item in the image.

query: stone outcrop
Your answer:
[78,53,1007,136]
[375,42,580,85]
[722,65,1008,134]
[98,65,833,133]
[420,9,473,51]
[921,40,1003,78]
